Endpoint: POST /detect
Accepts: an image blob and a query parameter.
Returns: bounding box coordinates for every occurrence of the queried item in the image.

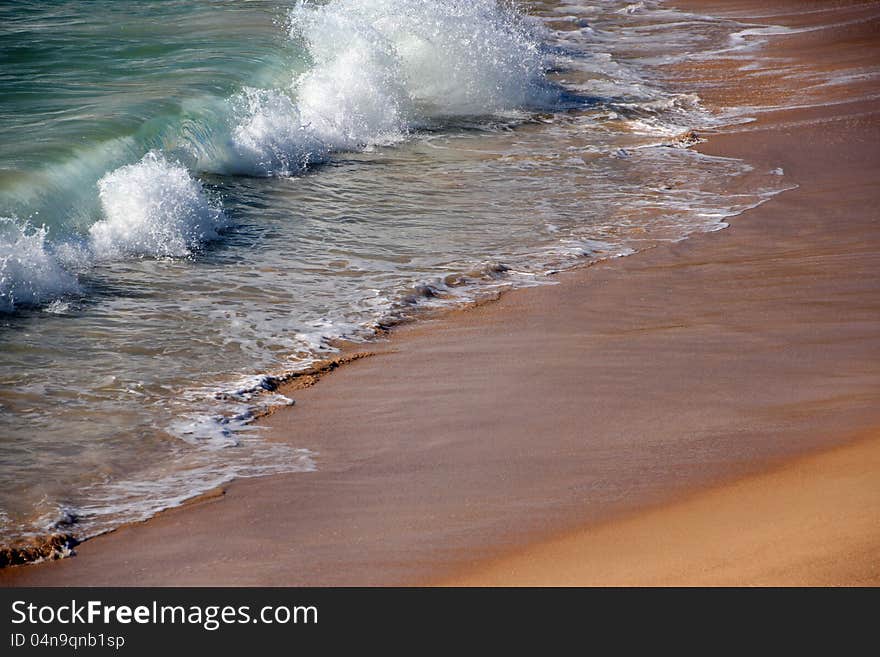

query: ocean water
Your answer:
[0,0,791,558]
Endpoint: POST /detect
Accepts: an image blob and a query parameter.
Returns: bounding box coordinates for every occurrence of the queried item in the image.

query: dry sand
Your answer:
[442,431,880,586]
[2,0,878,586]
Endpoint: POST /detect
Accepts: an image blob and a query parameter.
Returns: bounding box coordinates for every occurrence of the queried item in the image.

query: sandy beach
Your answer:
[442,430,880,586]
[2,0,879,586]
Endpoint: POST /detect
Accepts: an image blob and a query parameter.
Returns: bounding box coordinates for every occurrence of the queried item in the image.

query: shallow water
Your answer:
[0,0,791,553]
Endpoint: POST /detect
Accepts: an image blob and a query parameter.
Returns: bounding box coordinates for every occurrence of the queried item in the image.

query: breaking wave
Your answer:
[0,0,554,313]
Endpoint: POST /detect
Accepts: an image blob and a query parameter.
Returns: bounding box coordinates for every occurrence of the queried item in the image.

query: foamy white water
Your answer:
[92,153,228,259]
[0,0,799,559]
[0,219,79,313]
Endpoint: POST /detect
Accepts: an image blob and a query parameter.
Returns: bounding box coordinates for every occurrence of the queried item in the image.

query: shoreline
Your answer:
[3,0,879,586]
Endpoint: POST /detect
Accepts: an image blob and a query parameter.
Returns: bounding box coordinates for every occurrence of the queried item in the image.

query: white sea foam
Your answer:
[224,0,554,175]
[91,152,227,259]
[228,88,323,176]
[0,218,79,313]
[1,153,228,312]
[295,0,551,116]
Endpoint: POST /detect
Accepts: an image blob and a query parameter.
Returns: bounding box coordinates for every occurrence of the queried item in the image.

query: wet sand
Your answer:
[3,0,879,586]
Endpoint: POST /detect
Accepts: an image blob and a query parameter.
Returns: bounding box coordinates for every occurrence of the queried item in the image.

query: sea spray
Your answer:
[223,0,555,175]
[91,152,227,259]
[289,0,551,117]
[0,153,225,311]
[0,219,79,313]
[229,88,323,176]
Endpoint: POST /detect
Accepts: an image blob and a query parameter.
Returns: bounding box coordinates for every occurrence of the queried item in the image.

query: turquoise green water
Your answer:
[0,0,301,228]
[0,1,789,557]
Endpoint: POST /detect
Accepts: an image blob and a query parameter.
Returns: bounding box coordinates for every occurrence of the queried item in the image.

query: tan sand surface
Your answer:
[441,432,880,586]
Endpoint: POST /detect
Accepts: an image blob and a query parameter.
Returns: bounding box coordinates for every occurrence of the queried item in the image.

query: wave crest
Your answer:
[0,218,79,313]
[91,152,227,259]
[223,0,553,175]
